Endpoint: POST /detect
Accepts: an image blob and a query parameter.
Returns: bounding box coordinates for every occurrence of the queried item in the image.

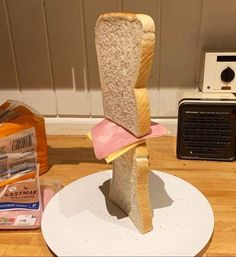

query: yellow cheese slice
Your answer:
[87,132,145,163]
[105,140,145,163]
[87,132,92,141]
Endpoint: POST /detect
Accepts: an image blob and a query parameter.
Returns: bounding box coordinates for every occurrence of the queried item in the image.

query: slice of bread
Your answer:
[109,142,153,233]
[95,13,155,137]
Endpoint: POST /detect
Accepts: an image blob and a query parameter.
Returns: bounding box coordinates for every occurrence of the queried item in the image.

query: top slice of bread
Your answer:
[95,13,155,137]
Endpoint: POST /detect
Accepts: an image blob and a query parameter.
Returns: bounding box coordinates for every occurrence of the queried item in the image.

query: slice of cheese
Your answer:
[87,131,144,163]
[105,140,145,163]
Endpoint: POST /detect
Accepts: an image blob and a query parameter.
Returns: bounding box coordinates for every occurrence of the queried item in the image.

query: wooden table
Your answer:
[0,135,235,256]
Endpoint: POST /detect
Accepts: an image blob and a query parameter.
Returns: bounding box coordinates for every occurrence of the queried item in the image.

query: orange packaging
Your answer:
[0,100,48,187]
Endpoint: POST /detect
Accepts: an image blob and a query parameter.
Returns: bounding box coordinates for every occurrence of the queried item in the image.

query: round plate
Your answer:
[41,170,214,256]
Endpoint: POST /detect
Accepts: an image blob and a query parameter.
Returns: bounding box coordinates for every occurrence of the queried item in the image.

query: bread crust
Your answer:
[95,13,155,137]
[97,13,155,33]
[109,143,153,233]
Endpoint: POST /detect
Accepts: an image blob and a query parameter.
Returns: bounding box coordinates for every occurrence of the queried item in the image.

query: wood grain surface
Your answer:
[0,135,235,256]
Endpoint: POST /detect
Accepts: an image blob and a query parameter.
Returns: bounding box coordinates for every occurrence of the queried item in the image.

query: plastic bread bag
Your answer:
[0,165,42,229]
[0,100,48,176]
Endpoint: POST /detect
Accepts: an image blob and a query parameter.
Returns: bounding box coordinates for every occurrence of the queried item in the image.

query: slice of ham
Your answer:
[91,119,167,160]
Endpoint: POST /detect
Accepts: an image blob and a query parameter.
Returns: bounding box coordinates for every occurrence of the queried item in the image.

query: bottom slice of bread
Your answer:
[109,142,153,233]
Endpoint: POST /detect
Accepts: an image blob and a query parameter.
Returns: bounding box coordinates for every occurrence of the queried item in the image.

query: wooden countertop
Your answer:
[0,135,235,256]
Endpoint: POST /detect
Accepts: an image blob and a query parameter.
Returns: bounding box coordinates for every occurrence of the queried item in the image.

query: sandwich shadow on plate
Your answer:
[99,171,173,220]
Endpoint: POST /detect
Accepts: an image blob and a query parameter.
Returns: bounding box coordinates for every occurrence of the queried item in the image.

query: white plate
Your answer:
[41,170,214,256]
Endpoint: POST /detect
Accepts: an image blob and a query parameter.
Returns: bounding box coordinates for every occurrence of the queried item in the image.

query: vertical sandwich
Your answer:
[95,12,155,233]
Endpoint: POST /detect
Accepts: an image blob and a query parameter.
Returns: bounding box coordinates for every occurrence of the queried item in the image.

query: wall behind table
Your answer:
[1,0,236,118]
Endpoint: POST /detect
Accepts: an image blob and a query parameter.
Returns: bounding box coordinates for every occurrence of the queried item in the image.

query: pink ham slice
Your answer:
[91,119,167,160]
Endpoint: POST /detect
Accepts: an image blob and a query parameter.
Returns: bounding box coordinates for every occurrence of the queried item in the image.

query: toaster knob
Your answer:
[221,67,235,83]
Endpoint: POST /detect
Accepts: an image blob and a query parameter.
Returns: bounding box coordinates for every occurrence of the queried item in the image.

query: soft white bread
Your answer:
[109,142,153,233]
[95,13,155,137]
